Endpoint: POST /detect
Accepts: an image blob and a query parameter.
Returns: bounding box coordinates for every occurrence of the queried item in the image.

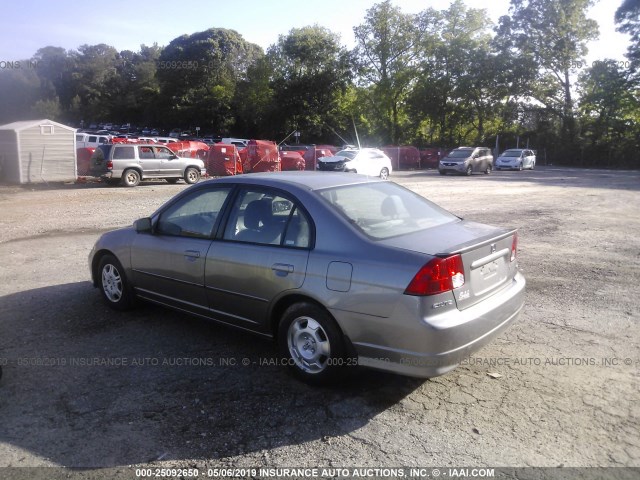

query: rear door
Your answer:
[204,187,311,331]
[137,145,161,176]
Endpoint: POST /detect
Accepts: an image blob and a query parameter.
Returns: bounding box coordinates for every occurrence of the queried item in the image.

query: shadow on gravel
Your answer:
[401,166,640,192]
[0,282,423,467]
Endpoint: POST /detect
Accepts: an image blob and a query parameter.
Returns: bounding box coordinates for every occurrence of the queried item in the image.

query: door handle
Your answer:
[271,263,294,274]
[184,250,201,260]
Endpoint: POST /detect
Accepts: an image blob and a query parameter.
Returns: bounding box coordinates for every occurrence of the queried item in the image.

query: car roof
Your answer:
[200,171,381,191]
[503,149,525,153]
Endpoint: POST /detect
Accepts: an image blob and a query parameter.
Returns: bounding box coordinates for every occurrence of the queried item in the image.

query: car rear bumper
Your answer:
[339,271,526,378]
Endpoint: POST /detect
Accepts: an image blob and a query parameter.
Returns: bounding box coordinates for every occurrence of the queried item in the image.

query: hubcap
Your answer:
[126,172,138,185]
[287,316,330,374]
[102,264,123,303]
[187,170,198,182]
[380,168,389,180]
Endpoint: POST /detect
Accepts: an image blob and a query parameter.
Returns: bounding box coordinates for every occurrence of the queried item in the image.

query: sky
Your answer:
[0,0,630,66]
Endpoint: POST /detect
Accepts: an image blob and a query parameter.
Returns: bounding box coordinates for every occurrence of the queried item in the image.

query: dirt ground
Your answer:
[0,167,638,478]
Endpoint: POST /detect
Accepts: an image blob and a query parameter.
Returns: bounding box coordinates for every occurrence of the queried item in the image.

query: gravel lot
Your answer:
[0,167,638,478]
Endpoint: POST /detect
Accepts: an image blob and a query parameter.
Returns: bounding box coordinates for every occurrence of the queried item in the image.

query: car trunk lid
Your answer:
[381,220,518,310]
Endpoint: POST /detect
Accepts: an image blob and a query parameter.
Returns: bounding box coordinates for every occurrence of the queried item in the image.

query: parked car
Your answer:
[220,138,249,150]
[89,172,525,384]
[89,143,206,187]
[496,149,536,171]
[76,133,111,148]
[439,147,494,176]
[317,148,392,179]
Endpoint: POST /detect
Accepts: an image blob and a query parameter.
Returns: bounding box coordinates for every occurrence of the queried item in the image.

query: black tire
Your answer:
[518,163,523,171]
[531,162,535,170]
[466,165,473,176]
[484,164,492,175]
[166,178,180,184]
[278,302,350,385]
[438,170,446,175]
[184,167,200,184]
[380,167,390,180]
[121,169,141,187]
[97,254,135,311]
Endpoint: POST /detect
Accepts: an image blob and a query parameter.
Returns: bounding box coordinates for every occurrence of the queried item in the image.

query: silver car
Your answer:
[89,172,525,384]
[439,147,494,176]
[89,143,206,187]
[496,149,536,170]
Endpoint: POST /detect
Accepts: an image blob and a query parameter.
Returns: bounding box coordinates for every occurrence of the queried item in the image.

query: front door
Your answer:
[131,186,233,314]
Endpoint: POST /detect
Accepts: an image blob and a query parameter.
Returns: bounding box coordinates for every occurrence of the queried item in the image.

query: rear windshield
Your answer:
[317,181,457,239]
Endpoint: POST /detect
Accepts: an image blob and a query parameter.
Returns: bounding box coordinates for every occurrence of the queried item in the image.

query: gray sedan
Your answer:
[89,172,525,384]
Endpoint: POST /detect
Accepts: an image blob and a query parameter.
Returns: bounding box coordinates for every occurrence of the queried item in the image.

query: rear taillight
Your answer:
[404,254,465,296]
[510,232,518,262]
[106,160,113,170]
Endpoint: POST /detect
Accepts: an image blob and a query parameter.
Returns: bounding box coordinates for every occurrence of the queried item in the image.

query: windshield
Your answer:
[334,150,358,159]
[318,181,457,240]
[501,151,523,157]
[447,150,474,158]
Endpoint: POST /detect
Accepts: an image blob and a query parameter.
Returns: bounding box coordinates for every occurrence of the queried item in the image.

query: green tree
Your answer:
[73,44,121,122]
[577,59,640,167]
[266,25,352,143]
[108,44,162,125]
[31,46,77,117]
[353,0,428,144]
[408,1,498,146]
[0,66,40,124]
[616,0,640,73]
[157,28,262,133]
[496,0,599,154]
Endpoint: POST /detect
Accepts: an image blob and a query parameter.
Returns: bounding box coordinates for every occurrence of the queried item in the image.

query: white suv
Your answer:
[317,148,393,179]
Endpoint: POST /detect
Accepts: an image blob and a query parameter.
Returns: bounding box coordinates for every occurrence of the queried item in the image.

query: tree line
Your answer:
[0,0,638,168]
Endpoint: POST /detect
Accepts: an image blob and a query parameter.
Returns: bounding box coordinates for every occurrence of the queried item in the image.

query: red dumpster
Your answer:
[382,146,421,170]
[207,144,243,176]
[280,151,305,171]
[76,147,95,177]
[243,140,280,173]
[167,141,210,160]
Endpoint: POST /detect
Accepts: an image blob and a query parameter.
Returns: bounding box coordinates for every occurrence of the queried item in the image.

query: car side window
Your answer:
[154,147,174,159]
[224,189,311,248]
[113,146,135,159]
[138,146,154,159]
[156,188,232,238]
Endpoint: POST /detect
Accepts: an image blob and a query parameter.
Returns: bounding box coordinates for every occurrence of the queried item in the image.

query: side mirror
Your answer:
[134,217,153,233]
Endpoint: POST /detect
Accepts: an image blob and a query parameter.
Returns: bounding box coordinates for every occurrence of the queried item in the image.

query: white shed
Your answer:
[0,119,77,184]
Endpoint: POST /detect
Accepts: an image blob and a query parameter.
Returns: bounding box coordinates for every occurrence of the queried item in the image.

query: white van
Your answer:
[76,133,111,148]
